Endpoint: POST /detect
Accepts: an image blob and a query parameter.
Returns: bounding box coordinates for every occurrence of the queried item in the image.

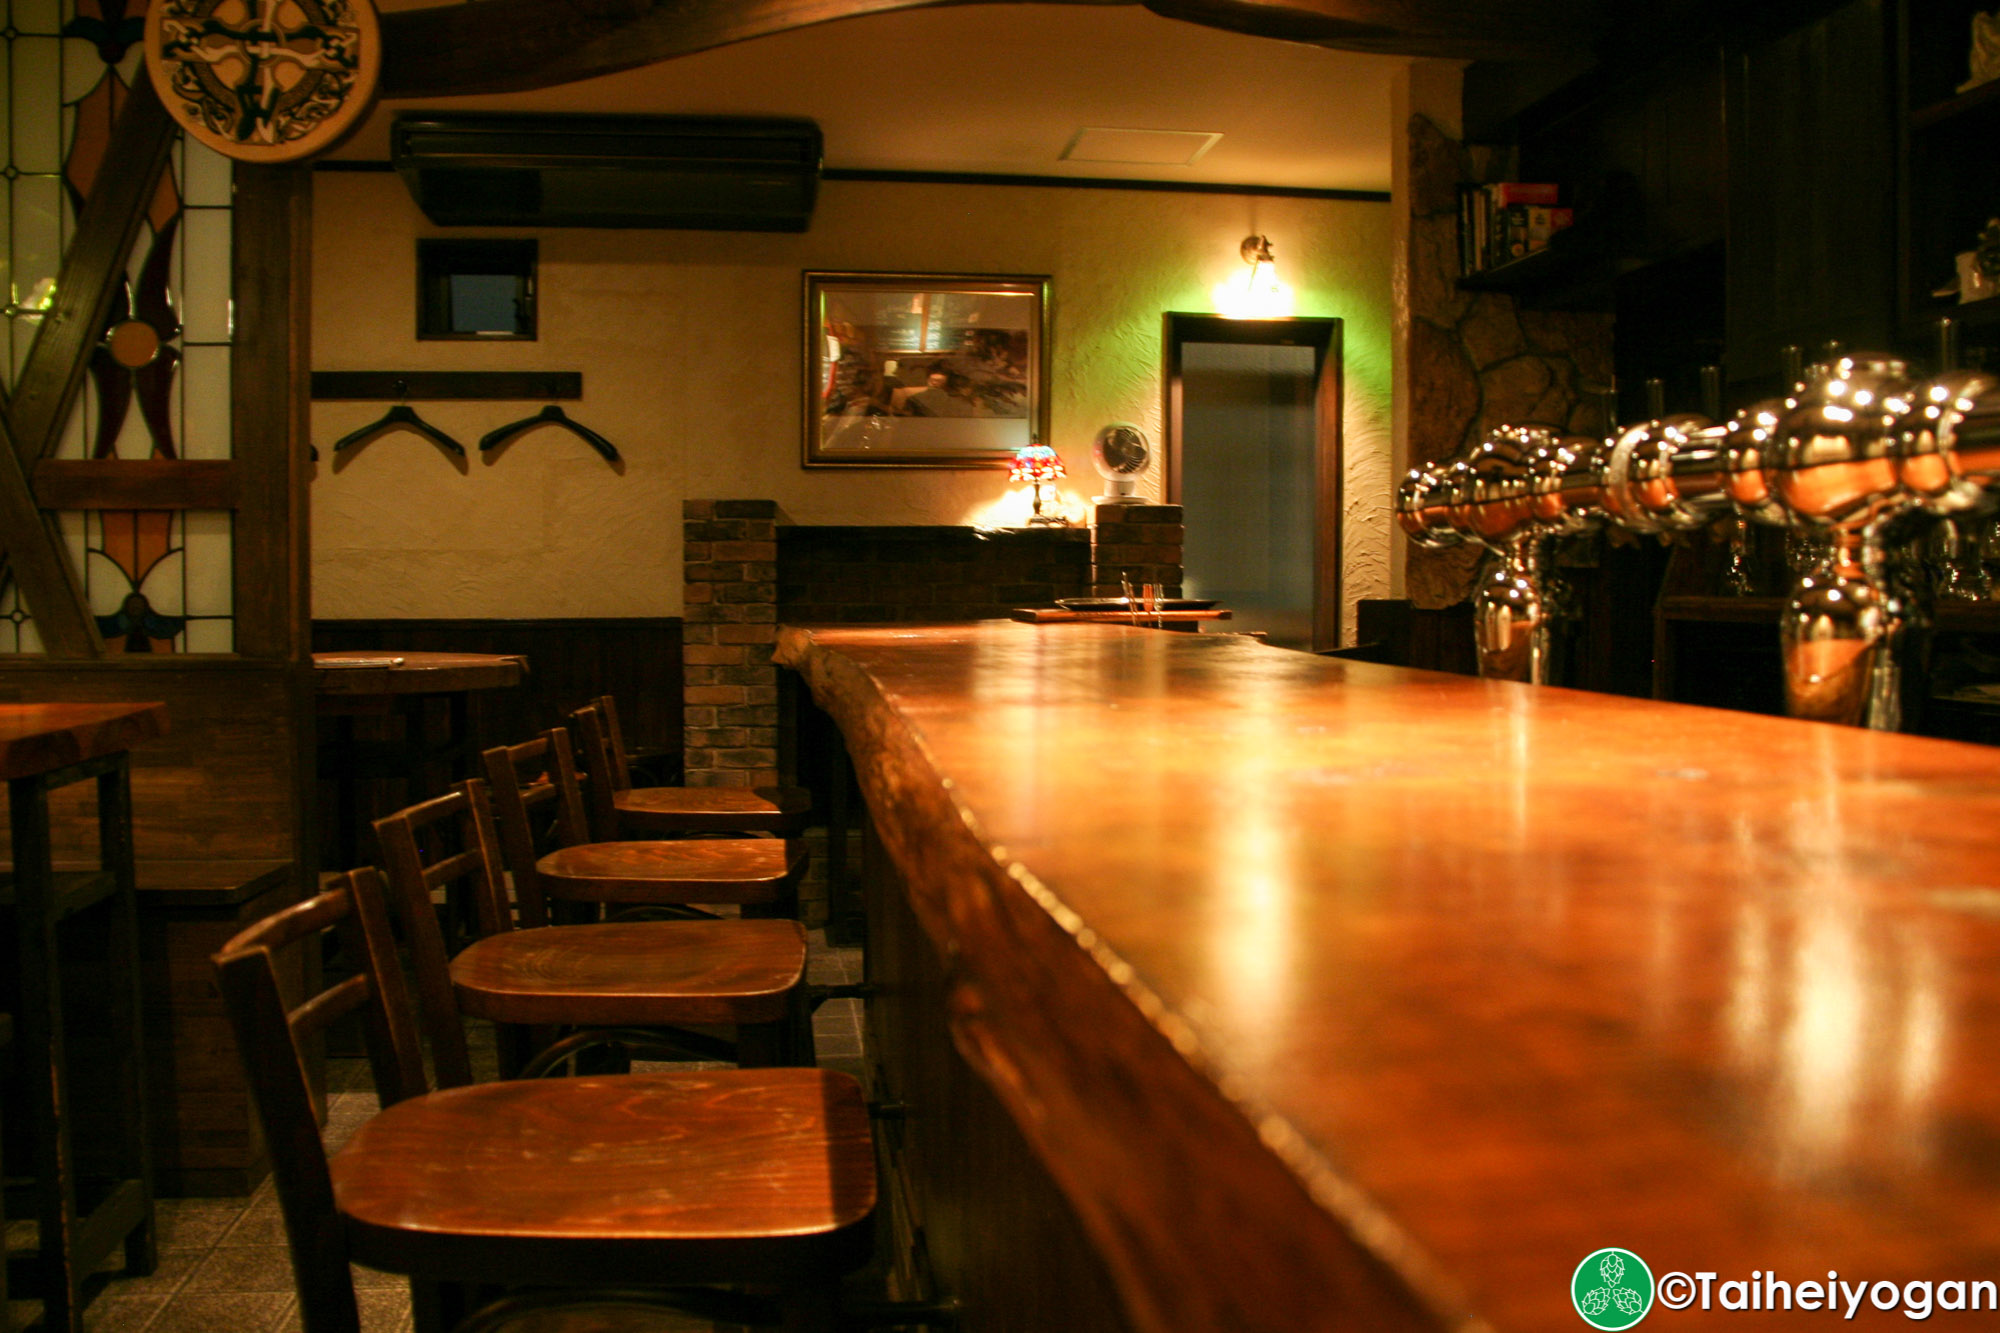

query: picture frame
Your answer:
[802,271,1049,468]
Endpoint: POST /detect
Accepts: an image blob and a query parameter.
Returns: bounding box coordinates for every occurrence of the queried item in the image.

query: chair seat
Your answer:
[538,838,806,905]
[448,920,808,1027]
[333,1069,875,1285]
[614,785,812,836]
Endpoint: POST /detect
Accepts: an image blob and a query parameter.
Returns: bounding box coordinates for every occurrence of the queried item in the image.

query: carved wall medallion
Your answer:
[144,0,381,162]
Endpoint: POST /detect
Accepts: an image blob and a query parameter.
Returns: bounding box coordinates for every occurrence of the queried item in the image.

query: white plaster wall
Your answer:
[311,173,1393,627]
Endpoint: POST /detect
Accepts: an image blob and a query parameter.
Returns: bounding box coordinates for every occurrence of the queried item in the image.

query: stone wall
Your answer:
[1402,114,1614,609]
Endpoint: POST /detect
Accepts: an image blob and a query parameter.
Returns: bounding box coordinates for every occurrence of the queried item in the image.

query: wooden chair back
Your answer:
[371,781,511,1089]
[590,694,637,792]
[210,869,426,1333]
[479,728,590,929]
[568,704,623,843]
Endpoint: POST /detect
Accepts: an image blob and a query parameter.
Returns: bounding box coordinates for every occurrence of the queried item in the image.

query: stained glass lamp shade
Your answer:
[1010,442,1068,526]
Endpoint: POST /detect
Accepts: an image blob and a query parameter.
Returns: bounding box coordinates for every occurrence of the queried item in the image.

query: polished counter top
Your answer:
[777,621,2000,1332]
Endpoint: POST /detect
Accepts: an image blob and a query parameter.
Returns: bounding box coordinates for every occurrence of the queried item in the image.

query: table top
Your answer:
[312,651,526,695]
[0,701,168,780]
[777,620,2000,1333]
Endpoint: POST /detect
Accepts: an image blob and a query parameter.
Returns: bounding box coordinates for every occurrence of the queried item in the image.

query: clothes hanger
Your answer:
[477,404,621,463]
[329,380,466,455]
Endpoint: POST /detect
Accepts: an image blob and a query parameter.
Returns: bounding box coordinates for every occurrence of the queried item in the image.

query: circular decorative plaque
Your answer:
[144,0,381,163]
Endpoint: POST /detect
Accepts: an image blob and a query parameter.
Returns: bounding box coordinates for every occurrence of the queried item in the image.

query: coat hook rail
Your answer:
[311,371,583,400]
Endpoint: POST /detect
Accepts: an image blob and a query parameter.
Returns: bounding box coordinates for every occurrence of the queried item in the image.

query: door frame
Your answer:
[1162,313,1343,651]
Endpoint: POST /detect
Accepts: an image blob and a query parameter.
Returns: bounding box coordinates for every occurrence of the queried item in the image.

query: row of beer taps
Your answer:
[1395,348,2000,729]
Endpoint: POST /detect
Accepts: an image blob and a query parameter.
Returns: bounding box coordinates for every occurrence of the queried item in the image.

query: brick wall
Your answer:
[681,500,782,788]
[779,525,1091,624]
[683,501,1186,786]
[1090,502,1185,597]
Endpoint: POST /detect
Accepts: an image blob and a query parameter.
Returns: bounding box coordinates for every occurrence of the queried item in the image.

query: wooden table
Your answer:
[1,702,166,1332]
[777,621,2000,1333]
[313,650,527,698]
[315,652,526,868]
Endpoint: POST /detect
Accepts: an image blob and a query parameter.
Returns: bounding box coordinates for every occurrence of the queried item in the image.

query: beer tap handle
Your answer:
[1700,365,1723,422]
[1645,378,1666,421]
[1781,345,1804,387]
[1938,316,1961,374]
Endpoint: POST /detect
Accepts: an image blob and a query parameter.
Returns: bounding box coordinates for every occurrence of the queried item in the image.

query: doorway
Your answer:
[1164,314,1342,650]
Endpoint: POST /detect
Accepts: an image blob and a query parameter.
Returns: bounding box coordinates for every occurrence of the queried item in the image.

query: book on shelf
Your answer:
[1457,183,1573,276]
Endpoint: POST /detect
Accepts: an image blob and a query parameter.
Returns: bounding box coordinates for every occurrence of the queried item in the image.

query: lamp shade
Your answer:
[1009,442,1067,484]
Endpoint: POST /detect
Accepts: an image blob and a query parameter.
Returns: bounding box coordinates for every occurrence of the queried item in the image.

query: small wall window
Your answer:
[417,238,537,340]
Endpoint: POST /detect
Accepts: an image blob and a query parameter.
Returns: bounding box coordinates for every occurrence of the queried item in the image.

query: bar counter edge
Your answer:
[775,623,1474,1333]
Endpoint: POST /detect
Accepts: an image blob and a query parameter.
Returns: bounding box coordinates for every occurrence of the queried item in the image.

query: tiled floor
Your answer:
[5,932,867,1333]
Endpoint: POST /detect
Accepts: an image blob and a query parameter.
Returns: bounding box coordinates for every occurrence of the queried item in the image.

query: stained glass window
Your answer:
[0,0,235,655]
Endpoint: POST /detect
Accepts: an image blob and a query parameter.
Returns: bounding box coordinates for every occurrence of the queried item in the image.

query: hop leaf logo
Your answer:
[1571,1249,1654,1329]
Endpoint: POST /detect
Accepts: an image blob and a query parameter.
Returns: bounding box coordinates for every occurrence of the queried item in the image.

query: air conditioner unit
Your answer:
[391,113,823,231]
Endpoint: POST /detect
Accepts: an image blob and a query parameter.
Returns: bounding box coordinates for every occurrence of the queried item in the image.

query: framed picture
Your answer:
[803,271,1049,468]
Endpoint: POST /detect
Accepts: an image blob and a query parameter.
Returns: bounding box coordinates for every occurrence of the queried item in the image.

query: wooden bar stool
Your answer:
[211,870,876,1333]
[482,727,806,924]
[372,780,812,1078]
[572,697,812,840]
[0,703,161,1333]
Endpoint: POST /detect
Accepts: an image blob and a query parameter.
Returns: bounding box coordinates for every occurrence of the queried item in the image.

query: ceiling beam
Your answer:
[383,0,1099,99]
[1142,0,1602,60]
[380,0,1594,100]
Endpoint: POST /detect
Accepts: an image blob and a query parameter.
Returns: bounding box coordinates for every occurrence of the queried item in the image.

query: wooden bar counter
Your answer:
[776,621,2000,1333]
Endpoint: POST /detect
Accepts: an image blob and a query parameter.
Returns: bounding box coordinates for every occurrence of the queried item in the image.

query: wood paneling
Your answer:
[0,668,311,1197]
[1725,0,1894,388]
[311,619,684,767]
[0,664,307,866]
[863,825,1132,1332]
[138,869,307,1196]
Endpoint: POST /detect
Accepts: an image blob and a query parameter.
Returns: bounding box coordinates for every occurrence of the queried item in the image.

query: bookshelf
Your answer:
[1899,1,2000,363]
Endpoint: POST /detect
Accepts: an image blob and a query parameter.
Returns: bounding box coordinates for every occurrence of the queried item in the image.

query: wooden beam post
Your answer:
[0,418,100,657]
[231,166,314,662]
[0,73,175,656]
[9,75,177,469]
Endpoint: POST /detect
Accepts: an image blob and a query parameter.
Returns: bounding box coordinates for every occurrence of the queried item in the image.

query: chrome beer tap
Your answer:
[1394,354,2000,726]
[1397,425,1605,684]
[1766,355,1922,728]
